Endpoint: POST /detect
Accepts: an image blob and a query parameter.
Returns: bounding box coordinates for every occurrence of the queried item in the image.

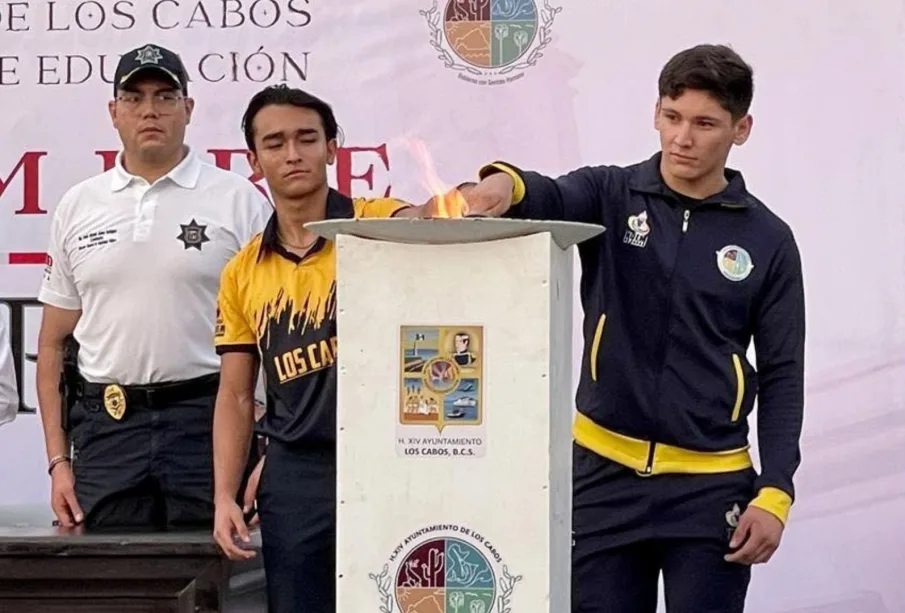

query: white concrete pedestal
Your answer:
[307,217,604,613]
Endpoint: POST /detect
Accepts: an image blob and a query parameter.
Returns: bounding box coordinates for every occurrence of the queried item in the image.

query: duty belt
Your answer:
[76,373,220,411]
[572,411,753,477]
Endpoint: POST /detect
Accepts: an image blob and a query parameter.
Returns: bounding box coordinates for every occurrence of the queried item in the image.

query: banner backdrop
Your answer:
[1,1,904,611]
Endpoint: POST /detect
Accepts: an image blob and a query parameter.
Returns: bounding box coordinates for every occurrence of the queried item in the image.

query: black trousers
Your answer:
[573,538,751,613]
[69,389,257,530]
[572,443,756,613]
[257,440,335,613]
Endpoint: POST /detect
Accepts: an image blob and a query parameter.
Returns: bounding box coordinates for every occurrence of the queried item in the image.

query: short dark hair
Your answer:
[658,44,754,118]
[241,85,339,151]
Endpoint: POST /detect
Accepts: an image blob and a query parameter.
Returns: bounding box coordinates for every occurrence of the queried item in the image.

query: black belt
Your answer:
[76,373,220,410]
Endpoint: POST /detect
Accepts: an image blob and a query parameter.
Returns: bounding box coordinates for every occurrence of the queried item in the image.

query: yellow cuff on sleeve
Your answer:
[478,163,526,204]
[748,486,793,525]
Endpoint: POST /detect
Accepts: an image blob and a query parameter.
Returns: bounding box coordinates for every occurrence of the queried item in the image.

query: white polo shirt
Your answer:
[0,317,17,426]
[38,148,272,385]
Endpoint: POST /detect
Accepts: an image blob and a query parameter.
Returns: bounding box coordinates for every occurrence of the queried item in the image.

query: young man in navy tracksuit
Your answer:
[460,44,805,612]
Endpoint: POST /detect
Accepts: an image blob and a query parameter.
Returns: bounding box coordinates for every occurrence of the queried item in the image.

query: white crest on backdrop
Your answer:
[420,0,562,84]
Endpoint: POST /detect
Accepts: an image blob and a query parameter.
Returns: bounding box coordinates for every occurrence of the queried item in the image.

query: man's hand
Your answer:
[241,456,265,526]
[213,497,256,561]
[50,462,83,527]
[725,506,784,565]
[460,172,515,217]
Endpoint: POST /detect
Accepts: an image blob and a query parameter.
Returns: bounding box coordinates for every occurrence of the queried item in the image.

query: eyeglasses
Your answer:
[116,92,184,114]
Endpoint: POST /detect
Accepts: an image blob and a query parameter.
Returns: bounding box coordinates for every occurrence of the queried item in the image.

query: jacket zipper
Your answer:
[640,442,656,476]
[642,207,692,476]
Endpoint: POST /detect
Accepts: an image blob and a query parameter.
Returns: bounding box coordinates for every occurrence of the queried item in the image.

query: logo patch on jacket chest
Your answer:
[716,245,754,281]
[623,211,651,248]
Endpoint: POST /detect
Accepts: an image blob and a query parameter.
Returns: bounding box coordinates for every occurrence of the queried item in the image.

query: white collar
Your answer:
[110,147,202,192]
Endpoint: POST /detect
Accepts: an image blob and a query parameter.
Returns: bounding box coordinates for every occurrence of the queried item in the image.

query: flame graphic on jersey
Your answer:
[256,279,337,351]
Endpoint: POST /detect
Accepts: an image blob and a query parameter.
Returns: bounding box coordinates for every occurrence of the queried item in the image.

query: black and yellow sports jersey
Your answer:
[214,189,408,445]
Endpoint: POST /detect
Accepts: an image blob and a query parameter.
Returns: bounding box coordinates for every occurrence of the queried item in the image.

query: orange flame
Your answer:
[406,138,469,218]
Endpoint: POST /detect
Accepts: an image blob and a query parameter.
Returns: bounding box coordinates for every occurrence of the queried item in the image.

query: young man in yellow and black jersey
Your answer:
[210,85,422,613]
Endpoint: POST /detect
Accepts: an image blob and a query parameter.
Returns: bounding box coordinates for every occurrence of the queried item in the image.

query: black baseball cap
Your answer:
[114,44,188,94]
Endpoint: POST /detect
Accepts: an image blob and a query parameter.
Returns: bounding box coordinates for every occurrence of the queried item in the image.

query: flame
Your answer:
[406,138,469,218]
[434,190,468,219]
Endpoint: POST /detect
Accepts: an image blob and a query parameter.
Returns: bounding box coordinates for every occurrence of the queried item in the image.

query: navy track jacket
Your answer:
[482,152,805,520]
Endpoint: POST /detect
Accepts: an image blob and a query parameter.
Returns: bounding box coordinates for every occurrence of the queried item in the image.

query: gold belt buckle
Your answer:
[103,384,127,420]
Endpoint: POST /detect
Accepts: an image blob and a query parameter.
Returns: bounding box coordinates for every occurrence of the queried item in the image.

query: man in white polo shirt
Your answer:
[35,43,271,529]
[0,317,18,428]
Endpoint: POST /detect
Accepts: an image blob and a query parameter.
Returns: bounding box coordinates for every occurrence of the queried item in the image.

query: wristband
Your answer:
[477,162,526,204]
[48,455,71,475]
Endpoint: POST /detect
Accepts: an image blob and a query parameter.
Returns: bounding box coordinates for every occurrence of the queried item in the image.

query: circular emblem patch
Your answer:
[395,537,496,611]
[716,245,754,281]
